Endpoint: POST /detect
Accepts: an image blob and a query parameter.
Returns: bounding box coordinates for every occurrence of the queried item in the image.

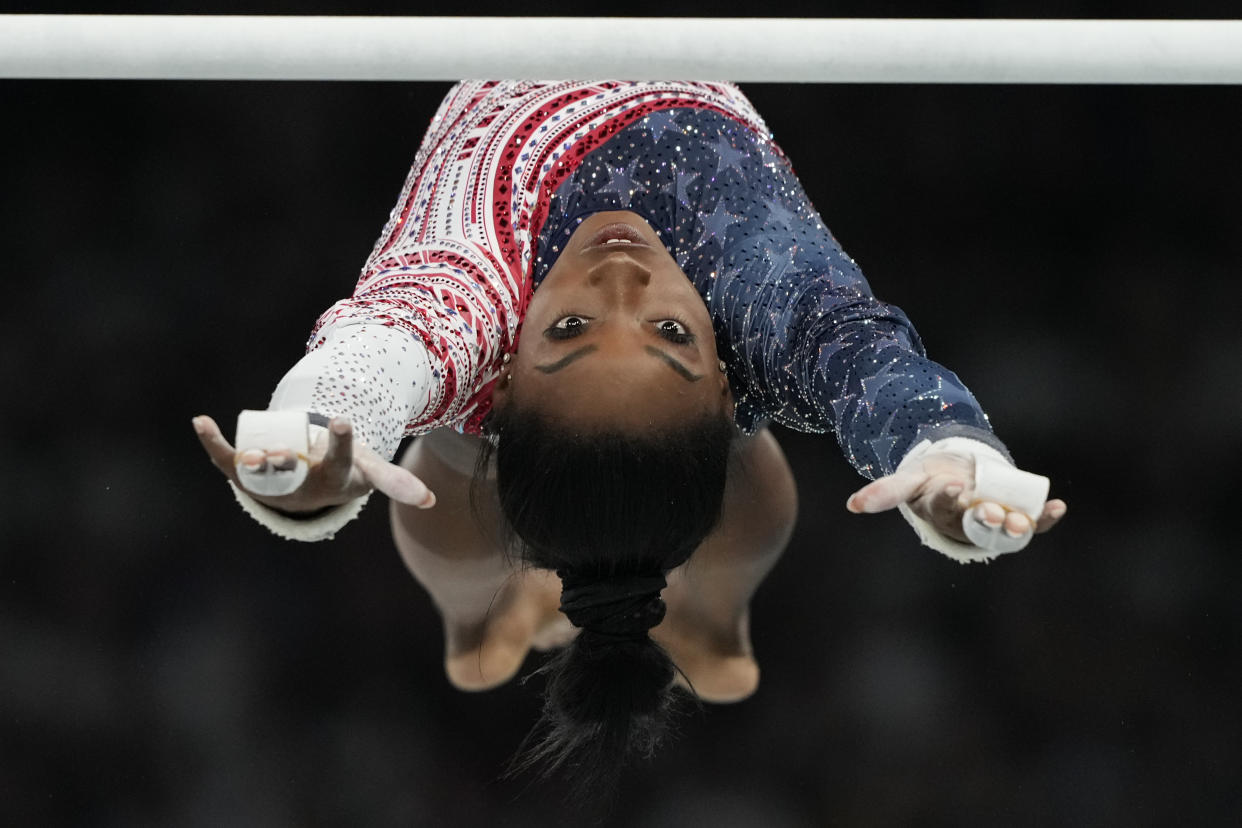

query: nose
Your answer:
[586,252,652,291]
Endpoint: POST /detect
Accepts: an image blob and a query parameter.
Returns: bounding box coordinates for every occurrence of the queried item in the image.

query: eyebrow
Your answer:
[534,344,702,382]
[535,345,598,374]
[644,346,703,382]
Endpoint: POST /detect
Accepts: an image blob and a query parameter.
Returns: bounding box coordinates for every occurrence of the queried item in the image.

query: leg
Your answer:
[653,427,798,702]
[389,429,568,691]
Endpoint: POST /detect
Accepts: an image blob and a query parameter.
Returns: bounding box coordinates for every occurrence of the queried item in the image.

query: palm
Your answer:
[192,414,434,513]
[847,451,1066,545]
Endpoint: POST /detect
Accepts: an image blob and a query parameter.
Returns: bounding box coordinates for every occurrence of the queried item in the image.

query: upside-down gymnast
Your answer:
[193,81,1066,784]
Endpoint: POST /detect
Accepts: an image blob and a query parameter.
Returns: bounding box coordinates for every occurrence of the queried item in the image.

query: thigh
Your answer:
[389,430,565,690]
[390,430,546,631]
[655,426,799,701]
[389,429,505,577]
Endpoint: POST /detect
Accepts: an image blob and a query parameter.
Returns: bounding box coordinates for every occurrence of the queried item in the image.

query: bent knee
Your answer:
[678,654,760,704]
[444,641,526,692]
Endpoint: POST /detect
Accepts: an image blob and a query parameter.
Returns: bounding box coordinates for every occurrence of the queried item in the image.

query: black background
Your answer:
[2,3,1241,826]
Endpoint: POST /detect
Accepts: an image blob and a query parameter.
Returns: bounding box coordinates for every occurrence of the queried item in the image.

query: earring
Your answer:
[718,360,727,372]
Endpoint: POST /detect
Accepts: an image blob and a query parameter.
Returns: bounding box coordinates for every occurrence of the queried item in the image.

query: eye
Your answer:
[656,318,695,345]
[546,314,590,339]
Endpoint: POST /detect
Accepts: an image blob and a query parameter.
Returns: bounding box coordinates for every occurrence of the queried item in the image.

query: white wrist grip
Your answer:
[961,455,1050,554]
[234,409,310,496]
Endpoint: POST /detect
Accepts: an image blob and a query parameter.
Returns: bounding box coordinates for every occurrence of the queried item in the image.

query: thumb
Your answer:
[847,469,928,514]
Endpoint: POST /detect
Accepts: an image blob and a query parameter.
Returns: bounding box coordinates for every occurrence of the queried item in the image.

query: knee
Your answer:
[677,654,760,704]
[444,639,527,691]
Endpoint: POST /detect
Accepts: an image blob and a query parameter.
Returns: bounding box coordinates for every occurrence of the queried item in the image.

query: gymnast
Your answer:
[193,81,1066,783]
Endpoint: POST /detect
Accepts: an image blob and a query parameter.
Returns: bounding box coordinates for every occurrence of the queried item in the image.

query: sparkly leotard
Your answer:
[295,81,1006,480]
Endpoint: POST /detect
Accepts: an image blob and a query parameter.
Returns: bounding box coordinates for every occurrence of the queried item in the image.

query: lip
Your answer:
[582,221,652,252]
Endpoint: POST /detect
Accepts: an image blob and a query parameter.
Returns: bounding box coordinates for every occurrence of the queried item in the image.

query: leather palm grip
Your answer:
[234,409,310,496]
[961,455,1050,554]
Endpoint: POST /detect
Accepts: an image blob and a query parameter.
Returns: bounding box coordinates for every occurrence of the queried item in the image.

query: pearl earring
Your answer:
[719,360,727,372]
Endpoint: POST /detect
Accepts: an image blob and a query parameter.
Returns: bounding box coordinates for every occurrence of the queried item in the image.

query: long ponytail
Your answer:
[477,403,734,793]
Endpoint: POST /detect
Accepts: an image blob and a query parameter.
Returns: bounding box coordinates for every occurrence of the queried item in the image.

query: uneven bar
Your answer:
[2,15,1241,83]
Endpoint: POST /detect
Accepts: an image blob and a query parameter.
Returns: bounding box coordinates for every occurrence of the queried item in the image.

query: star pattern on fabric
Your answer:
[643,109,683,143]
[830,389,859,423]
[859,356,909,412]
[713,134,749,175]
[696,198,744,248]
[595,161,636,198]
[765,199,799,231]
[623,156,649,198]
[532,104,998,474]
[674,167,701,206]
[763,245,798,285]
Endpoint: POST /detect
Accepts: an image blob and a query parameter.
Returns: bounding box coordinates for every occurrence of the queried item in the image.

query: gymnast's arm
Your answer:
[195,235,523,540]
[773,280,1064,559]
[194,82,532,539]
[192,320,440,541]
[690,173,1056,557]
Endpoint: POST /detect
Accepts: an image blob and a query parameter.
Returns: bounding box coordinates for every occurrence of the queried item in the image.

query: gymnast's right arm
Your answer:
[192,321,439,542]
[194,85,521,541]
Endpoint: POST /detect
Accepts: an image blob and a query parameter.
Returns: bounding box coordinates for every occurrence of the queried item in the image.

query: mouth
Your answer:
[582,221,651,252]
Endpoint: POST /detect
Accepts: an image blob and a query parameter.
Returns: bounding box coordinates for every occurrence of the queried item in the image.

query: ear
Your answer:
[490,369,512,412]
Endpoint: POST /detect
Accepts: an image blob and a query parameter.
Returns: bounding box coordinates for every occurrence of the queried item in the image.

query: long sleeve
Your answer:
[229,323,436,542]
[268,323,434,462]
[533,104,1010,479]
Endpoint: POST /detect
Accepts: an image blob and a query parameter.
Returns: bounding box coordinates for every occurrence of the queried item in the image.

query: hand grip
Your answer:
[961,455,1050,554]
[234,409,310,496]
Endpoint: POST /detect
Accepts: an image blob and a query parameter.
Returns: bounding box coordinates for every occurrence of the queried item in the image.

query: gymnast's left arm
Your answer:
[773,282,1066,561]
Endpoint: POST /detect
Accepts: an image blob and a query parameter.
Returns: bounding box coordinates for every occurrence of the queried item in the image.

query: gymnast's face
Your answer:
[495,211,732,429]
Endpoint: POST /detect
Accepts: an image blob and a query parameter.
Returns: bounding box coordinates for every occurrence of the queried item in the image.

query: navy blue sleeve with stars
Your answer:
[533,106,1009,479]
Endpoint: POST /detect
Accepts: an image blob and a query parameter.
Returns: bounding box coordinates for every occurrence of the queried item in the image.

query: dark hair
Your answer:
[476,400,734,795]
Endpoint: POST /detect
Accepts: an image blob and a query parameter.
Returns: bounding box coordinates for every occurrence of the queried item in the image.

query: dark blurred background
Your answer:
[2,2,1241,826]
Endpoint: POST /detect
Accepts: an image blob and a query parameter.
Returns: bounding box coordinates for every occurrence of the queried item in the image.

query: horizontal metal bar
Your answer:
[3,15,1241,83]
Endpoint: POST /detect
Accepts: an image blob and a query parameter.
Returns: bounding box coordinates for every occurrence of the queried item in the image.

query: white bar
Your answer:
[2,15,1242,83]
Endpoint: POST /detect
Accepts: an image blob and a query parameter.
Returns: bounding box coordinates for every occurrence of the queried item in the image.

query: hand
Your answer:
[192,414,435,514]
[845,450,1066,545]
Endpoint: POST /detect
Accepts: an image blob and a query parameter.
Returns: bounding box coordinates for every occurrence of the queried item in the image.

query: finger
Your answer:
[1035,499,1067,533]
[847,469,929,514]
[193,415,239,478]
[962,501,1033,554]
[320,417,354,490]
[974,501,1006,528]
[1003,510,1033,539]
[264,446,297,471]
[355,448,436,508]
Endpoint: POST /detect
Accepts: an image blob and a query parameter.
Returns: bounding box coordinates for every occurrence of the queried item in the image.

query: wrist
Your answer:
[228,481,371,542]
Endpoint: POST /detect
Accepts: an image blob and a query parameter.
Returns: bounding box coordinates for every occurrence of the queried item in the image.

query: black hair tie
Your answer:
[557,571,668,641]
